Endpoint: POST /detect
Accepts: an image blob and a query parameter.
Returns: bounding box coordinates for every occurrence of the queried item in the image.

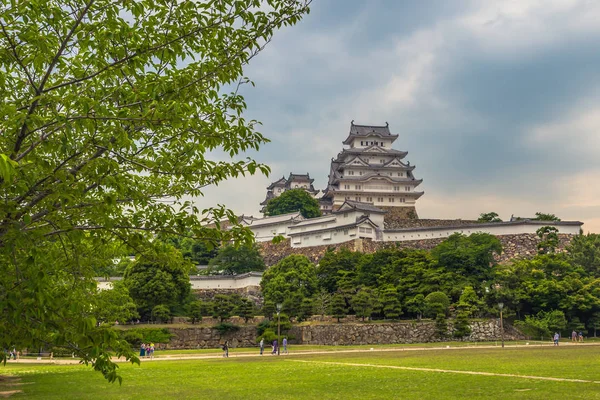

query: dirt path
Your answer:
[288,359,600,384]
[7,342,599,365]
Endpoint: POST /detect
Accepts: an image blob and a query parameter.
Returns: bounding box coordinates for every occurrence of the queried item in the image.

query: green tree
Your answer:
[152,305,171,323]
[536,226,560,254]
[297,298,315,322]
[567,233,600,276]
[435,314,448,338]
[237,299,255,323]
[123,250,192,320]
[188,301,203,325]
[380,286,402,320]
[453,311,471,338]
[405,294,426,321]
[93,281,139,325]
[0,0,310,381]
[587,312,600,337]
[208,244,266,275]
[350,289,375,321]
[314,289,332,317]
[456,286,484,317]
[316,248,363,293]
[264,189,321,218]
[331,294,347,323]
[212,295,235,322]
[262,301,276,320]
[534,213,561,221]
[425,292,450,317]
[261,255,318,304]
[431,233,502,285]
[478,212,502,222]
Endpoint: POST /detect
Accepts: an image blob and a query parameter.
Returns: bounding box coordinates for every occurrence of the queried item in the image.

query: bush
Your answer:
[435,314,448,338]
[120,328,174,346]
[213,322,240,335]
[153,304,171,323]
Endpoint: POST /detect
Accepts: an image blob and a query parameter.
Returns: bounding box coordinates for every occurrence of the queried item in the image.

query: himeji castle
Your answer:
[320,121,423,214]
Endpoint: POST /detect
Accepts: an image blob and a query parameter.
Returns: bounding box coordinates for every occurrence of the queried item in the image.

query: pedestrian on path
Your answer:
[283,337,288,355]
[222,341,229,358]
[578,332,584,343]
[272,339,278,355]
[259,338,264,355]
[571,330,577,342]
[553,332,560,346]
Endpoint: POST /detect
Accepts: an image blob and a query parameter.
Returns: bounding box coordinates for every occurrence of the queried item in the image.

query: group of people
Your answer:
[6,348,18,360]
[571,330,584,343]
[140,342,155,358]
[553,331,585,346]
[258,337,288,355]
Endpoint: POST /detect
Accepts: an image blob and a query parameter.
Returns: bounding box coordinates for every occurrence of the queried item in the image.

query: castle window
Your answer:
[361,141,364,146]
[380,159,384,163]
[355,185,361,190]
[405,186,410,191]
[381,143,384,147]
[315,234,321,239]
[398,172,403,177]
[355,197,361,202]
[344,230,349,235]
[394,186,400,191]
[344,185,350,190]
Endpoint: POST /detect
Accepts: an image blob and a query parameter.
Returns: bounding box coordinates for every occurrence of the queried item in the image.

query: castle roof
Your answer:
[266,176,287,190]
[335,147,408,161]
[334,200,387,214]
[342,121,399,144]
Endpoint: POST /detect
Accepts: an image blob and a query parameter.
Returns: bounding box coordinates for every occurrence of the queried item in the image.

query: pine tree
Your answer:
[435,313,448,338]
[237,299,255,323]
[351,290,375,321]
[453,311,471,339]
[380,286,402,320]
[331,294,347,323]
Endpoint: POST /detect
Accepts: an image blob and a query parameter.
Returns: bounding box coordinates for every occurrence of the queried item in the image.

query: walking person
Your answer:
[282,337,288,355]
[222,341,229,358]
[259,338,264,355]
[140,343,146,358]
[578,331,584,343]
[272,339,278,355]
[571,330,577,342]
[149,343,155,359]
[553,332,560,346]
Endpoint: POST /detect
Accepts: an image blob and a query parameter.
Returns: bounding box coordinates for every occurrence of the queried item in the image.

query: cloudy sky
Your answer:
[198,0,600,233]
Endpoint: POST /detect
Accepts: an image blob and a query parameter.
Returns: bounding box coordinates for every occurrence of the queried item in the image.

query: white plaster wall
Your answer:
[383,223,581,242]
[290,224,381,249]
[190,275,262,289]
[251,222,291,242]
[95,275,262,291]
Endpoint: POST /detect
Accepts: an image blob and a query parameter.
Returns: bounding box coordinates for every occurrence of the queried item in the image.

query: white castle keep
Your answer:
[243,121,583,248]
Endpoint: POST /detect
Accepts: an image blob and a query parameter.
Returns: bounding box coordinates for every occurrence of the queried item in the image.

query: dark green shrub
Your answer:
[213,322,240,335]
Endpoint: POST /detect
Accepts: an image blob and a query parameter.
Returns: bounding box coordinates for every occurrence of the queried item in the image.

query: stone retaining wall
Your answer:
[165,319,524,349]
[289,320,524,345]
[258,234,574,267]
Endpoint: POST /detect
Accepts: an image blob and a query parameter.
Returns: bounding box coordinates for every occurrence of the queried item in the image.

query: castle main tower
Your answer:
[320,121,423,217]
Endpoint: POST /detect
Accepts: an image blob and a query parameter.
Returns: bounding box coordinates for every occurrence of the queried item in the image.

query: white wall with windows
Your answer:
[384,221,582,242]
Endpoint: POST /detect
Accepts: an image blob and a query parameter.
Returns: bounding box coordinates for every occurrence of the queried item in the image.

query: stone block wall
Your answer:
[258,234,574,266]
[165,319,524,349]
[289,320,524,345]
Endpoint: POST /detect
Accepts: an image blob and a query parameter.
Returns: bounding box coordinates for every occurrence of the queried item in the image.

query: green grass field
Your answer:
[2,344,600,399]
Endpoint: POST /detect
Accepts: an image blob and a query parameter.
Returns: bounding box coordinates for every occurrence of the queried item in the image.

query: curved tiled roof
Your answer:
[342,121,399,144]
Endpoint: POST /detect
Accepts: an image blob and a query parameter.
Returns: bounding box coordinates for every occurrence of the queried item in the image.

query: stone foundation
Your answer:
[289,320,524,345]
[164,319,524,349]
[258,234,574,266]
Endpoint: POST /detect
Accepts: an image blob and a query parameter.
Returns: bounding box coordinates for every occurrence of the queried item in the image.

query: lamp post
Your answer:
[498,302,504,348]
[276,303,282,356]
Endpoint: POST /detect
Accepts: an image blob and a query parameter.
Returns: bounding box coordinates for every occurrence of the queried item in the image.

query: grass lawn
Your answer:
[2,345,600,399]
